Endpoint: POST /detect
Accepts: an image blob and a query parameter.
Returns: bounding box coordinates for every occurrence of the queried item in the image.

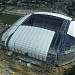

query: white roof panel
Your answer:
[8,26,55,61]
[34,12,72,21]
[67,21,75,37]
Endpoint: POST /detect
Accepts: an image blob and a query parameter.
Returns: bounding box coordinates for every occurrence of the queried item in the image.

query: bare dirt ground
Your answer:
[2,6,65,17]
[2,6,51,16]
[0,49,42,75]
[0,49,74,75]
[3,8,38,15]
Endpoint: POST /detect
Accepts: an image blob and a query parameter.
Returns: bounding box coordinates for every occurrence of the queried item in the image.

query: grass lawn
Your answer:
[0,13,21,25]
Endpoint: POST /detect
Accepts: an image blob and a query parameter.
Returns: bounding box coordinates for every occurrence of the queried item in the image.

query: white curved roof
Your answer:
[2,12,72,61]
[8,26,55,61]
[34,12,72,21]
[67,21,75,37]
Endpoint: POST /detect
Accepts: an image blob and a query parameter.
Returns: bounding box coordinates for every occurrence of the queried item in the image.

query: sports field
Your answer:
[0,13,21,25]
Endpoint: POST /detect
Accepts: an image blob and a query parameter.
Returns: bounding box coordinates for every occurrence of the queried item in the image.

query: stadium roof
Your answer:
[8,26,55,61]
[1,12,74,62]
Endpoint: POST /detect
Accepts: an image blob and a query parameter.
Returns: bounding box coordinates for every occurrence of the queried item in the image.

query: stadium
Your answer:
[1,12,75,66]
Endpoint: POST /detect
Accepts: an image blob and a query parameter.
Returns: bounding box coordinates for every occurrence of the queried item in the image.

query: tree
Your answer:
[68,66,75,75]
[65,0,75,16]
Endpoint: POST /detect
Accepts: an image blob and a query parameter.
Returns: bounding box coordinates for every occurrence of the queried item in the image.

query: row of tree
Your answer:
[50,0,75,17]
[12,0,75,17]
[1,0,75,17]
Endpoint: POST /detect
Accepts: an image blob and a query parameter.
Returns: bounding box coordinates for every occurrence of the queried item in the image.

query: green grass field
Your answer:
[0,13,21,25]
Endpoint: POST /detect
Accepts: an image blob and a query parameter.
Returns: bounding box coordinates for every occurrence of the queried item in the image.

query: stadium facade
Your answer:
[1,12,75,66]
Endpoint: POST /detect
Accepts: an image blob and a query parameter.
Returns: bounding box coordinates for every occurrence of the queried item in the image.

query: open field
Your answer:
[0,13,21,25]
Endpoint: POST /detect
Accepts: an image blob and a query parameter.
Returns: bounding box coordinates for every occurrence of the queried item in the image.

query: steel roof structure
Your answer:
[1,12,75,66]
[8,26,55,61]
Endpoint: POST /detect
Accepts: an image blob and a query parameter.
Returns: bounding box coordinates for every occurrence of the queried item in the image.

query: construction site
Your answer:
[0,46,75,75]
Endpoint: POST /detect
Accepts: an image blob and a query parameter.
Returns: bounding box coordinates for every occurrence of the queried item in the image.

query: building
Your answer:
[1,12,75,66]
